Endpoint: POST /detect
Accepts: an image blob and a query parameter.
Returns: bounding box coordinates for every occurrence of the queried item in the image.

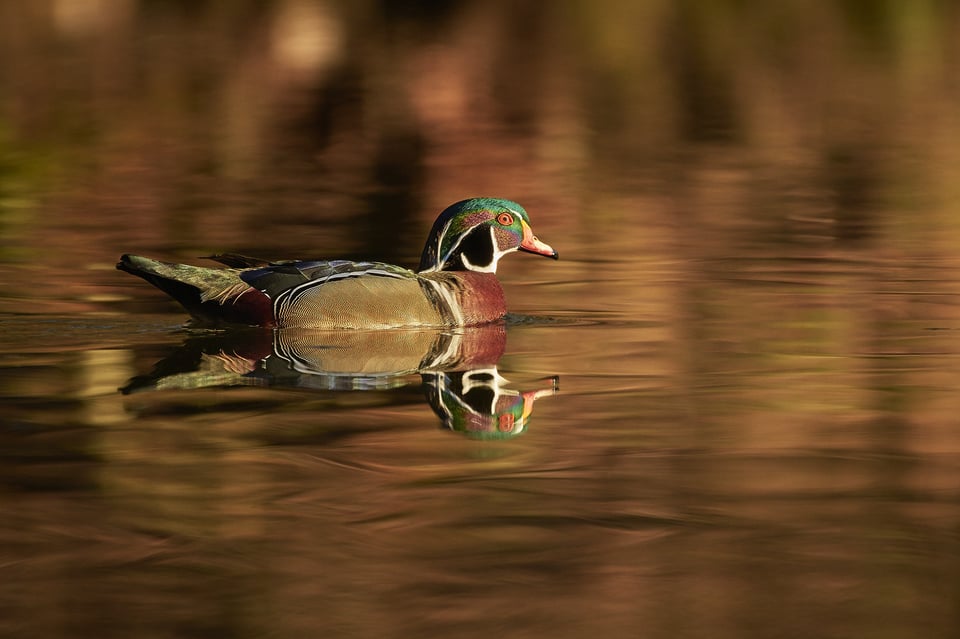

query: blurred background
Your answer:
[3,0,960,285]
[2,1,960,638]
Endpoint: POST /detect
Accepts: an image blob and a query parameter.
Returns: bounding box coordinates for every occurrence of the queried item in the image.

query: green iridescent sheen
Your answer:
[418,197,529,271]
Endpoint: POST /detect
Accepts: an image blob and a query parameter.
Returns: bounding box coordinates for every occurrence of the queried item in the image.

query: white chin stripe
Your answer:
[461,253,496,273]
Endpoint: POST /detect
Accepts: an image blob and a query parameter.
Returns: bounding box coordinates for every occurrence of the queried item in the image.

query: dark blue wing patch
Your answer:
[239,260,415,300]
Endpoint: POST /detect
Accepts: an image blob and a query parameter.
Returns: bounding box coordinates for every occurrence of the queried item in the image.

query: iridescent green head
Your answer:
[418,197,558,273]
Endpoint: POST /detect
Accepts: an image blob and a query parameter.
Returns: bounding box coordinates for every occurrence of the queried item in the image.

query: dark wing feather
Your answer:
[205,253,298,268]
[240,260,416,299]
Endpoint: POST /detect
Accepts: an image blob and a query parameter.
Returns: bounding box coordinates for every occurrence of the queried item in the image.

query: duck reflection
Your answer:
[122,324,557,438]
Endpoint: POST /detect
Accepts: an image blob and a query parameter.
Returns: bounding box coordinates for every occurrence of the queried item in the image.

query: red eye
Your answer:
[497,213,514,226]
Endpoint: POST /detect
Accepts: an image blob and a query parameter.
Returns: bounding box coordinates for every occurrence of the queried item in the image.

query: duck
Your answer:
[117,197,558,329]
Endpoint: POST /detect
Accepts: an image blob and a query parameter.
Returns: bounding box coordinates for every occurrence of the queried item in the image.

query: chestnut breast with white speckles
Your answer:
[418,271,506,327]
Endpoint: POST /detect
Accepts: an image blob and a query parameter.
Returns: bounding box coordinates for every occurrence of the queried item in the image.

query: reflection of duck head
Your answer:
[423,368,559,439]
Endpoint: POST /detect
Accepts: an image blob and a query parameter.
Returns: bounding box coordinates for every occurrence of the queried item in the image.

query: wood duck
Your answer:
[117,198,558,329]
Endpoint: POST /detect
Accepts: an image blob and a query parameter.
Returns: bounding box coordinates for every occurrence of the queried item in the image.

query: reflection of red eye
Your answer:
[497,213,514,226]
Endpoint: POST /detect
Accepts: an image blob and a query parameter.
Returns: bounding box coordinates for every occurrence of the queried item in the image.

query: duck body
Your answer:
[118,198,556,329]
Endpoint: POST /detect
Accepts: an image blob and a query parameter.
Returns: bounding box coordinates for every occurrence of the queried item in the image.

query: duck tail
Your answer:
[117,254,274,326]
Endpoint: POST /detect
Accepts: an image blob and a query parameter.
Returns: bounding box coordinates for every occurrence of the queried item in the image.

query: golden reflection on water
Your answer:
[2,1,960,638]
[3,253,959,637]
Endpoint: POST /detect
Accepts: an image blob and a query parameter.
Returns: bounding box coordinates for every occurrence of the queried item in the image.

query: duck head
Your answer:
[418,198,558,273]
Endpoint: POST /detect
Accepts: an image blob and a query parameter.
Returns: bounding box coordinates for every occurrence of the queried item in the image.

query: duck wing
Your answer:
[239,260,416,300]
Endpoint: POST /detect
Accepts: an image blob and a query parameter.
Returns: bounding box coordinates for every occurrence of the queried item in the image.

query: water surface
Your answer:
[2,3,960,638]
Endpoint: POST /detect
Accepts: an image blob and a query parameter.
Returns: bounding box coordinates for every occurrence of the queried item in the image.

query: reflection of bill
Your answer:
[120,325,557,438]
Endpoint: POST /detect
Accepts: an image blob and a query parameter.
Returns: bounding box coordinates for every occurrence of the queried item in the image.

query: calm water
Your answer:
[3,2,960,638]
